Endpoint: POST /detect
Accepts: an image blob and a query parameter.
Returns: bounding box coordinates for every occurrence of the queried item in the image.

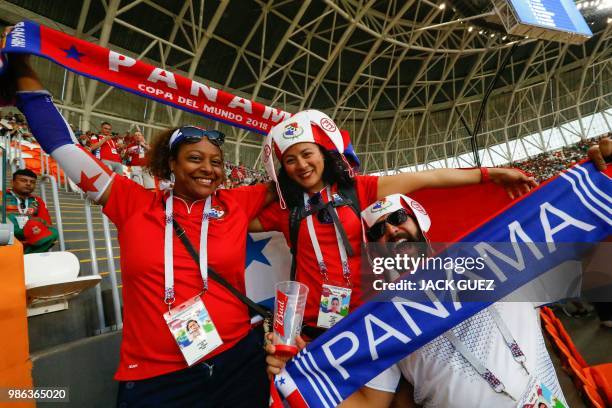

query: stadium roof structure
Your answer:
[1,0,611,172]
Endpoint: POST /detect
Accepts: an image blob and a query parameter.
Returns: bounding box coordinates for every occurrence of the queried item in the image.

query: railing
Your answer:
[101,214,123,330]
[84,199,107,333]
[38,175,66,251]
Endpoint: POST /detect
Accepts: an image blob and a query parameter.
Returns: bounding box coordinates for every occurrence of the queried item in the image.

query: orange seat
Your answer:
[540,307,611,406]
[541,306,555,319]
[568,355,597,388]
[555,321,589,368]
[583,384,606,408]
[540,311,553,327]
[544,321,559,337]
[549,333,573,371]
[586,363,612,407]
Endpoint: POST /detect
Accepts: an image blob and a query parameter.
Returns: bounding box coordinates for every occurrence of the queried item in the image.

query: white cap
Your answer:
[361,194,431,238]
[262,110,345,208]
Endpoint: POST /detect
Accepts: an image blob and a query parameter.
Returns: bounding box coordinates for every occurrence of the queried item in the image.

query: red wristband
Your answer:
[479,167,490,184]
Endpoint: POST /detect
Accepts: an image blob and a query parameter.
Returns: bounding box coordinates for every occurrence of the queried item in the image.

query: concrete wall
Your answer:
[32,331,121,408]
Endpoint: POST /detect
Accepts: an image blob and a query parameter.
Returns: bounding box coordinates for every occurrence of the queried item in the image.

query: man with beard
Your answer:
[350,194,567,408]
[2,168,58,253]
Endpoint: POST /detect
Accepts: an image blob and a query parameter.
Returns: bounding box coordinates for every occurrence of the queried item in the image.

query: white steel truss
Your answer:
[2,0,610,171]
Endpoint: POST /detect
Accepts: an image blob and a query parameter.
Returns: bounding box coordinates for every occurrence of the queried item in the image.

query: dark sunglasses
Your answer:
[366,208,410,242]
[169,126,225,150]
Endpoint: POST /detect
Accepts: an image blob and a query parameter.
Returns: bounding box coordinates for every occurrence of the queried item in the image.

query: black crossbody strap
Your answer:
[172,219,271,319]
[289,206,302,281]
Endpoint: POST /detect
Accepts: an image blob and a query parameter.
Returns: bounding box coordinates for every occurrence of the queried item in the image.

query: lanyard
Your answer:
[164,192,211,308]
[303,186,351,285]
[444,306,529,401]
[10,191,30,215]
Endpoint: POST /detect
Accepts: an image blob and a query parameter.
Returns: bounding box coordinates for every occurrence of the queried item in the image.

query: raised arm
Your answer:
[8,52,113,206]
[377,167,537,200]
[588,137,612,171]
[88,134,110,152]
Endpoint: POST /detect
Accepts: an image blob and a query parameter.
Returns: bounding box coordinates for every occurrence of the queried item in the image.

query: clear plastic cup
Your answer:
[273,281,309,357]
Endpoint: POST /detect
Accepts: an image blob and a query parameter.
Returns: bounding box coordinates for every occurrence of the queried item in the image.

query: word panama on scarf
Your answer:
[1,21,291,134]
[272,162,612,408]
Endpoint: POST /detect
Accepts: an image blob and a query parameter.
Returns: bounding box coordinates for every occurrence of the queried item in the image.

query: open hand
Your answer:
[489,168,538,200]
[588,137,612,171]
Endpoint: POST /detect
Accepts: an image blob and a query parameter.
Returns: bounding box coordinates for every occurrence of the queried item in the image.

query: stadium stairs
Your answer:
[28,180,123,353]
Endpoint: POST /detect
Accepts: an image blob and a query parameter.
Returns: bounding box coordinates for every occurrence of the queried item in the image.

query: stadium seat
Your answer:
[23,252,101,316]
[543,321,559,337]
[540,310,553,326]
[583,383,606,408]
[548,332,573,371]
[568,355,597,389]
[553,318,589,368]
[541,308,612,406]
[586,364,612,406]
[541,306,556,320]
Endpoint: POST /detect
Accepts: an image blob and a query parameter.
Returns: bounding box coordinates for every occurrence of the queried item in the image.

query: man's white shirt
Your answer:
[367,302,566,408]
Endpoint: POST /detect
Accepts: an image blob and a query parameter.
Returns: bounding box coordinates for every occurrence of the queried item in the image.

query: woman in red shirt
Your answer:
[10,53,273,407]
[251,110,537,340]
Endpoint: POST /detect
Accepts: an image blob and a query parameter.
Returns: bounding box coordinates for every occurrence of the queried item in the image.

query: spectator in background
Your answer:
[88,121,123,174]
[76,130,89,148]
[126,131,155,190]
[2,169,57,253]
[230,161,246,184]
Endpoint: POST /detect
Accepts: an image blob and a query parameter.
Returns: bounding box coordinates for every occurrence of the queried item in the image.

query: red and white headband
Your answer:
[361,194,431,239]
[263,110,346,208]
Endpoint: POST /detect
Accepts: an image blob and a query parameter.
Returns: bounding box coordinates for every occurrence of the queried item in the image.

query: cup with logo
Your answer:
[273,281,309,357]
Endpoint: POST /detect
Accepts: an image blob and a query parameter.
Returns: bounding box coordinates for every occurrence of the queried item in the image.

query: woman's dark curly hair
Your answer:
[146,128,224,180]
[277,146,354,208]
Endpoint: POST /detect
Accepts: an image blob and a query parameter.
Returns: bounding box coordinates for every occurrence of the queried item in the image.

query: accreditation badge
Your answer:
[15,215,29,230]
[163,295,223,366]
[316,284,351,329]
[111,148,118,154]
[517,376,566,408]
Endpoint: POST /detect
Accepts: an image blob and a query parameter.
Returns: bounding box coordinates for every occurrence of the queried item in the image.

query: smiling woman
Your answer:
[252,110,538,352]
[8,50,275,407]
[147,127,226,200]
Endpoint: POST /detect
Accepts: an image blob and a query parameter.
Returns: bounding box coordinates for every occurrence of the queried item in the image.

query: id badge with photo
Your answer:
[163,295,223,366]
[316,284,351,329]
[139,151,145,158]
[15,216,29,230]
[517,376,566,408]
[111,148,118,154]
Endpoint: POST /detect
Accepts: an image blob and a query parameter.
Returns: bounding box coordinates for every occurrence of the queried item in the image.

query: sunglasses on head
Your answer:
[366,208,410,242]
[169,126,225,150]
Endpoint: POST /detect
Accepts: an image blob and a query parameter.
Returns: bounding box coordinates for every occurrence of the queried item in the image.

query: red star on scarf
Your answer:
[77,171,102,192]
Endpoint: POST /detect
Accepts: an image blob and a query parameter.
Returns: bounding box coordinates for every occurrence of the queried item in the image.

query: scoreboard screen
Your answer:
[508,0,592,36]
[493,0,592,43]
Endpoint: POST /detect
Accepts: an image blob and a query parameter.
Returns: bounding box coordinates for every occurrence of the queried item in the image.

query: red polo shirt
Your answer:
[125,143,148,166]
[90,134,122,163]
[258,175,378,328]
[104,175,269,380]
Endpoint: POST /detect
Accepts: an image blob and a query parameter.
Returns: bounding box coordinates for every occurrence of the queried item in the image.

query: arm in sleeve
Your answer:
[230,183,273,221]
[356,175,380,208]
[16,91,114,204]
